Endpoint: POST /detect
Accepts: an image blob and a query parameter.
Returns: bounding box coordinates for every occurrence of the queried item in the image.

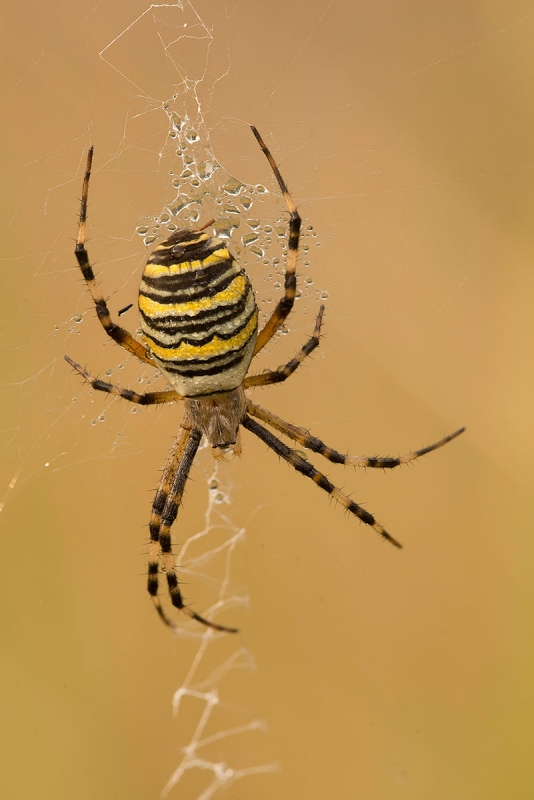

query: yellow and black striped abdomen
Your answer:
[139,230,258,397]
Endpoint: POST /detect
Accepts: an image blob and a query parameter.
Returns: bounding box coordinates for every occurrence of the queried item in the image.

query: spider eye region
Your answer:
[187,388,246,450]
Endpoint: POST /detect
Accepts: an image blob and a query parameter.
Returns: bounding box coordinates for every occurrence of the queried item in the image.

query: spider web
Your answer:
[59,5,310,797]
[77,12,322,794]
[3,1,530,799]
[1,3,321,797]
[158,456,278,799]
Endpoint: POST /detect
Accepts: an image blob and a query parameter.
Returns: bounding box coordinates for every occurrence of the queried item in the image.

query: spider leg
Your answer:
[74,148,153,366]
[244,305,324,389]
[242,415,402,548]
[246,399,465,468]
[250,127,301,356]
[64,355,182,405]
[148,418,238,634]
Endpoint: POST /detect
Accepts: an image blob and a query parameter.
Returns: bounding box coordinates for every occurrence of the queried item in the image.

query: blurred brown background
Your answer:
[1,1,533,798]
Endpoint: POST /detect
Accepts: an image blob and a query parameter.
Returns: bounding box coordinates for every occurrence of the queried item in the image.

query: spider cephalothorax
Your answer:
[66,126,464,633]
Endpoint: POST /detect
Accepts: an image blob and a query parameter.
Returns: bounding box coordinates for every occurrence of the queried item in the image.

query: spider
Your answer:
[65,126,465,634]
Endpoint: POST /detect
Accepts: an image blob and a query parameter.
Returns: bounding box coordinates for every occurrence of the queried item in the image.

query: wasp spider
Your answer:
[66,127,465,633]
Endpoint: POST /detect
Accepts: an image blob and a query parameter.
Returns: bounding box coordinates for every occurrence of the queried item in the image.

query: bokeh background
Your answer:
[2,1,534,798]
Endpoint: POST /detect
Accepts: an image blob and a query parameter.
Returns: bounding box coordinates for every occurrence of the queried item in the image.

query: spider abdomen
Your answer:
[139,230,258,396]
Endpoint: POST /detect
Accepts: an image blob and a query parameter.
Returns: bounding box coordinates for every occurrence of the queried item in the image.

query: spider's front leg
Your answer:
[242,414,403,547]
[246,398,465,469]
[147,417,238,634]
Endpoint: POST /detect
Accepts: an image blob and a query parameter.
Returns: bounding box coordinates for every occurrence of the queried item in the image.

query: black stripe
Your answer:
[139,268,239,305]
[141,292,254,335]
[161,340,251,368]
[140,290,253,333]
[161,350,248,378]
[153,240,221,265]
[142,307,257,349]
[142,259,235,292]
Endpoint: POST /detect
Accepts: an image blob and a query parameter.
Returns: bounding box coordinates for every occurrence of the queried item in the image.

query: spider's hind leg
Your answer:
[64,356,182,405]
[244,305,324,389]
[251,127,301,356]
[73,147,154,366]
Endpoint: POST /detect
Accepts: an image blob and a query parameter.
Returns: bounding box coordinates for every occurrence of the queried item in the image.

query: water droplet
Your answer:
[171,195,191,214]
[250,245,264,258]
[305,276,313,285]
[241,196,252,210]
[197,161,215,180]
[223,177,244,196]
[136,226,149,235]
[247,219,260,230]
[223,204,239,216]
[144,235,156,246]
[242,232,259,247]
[185,129,199,143]
[255,184,267,194]
[213,217,238,238]
[73,314,83,323]
[321,290,329,300]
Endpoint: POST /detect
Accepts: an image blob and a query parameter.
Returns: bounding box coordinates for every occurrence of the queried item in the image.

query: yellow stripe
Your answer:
[139,274,248,317]
[143,247,231,278]
[145,311,258,362]
[152,234,208,251]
